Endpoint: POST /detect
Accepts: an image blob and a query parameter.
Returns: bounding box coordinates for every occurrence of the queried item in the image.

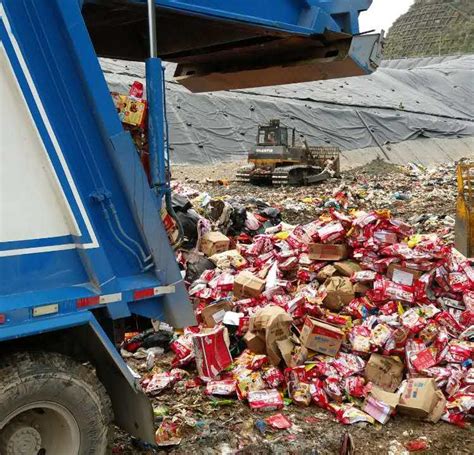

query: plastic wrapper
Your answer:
[205,379,237,396]
[265,413,292,430]
[247,389,284,411]
[262,367,286,389]
[344,376,367,398]
[334,404,375,425]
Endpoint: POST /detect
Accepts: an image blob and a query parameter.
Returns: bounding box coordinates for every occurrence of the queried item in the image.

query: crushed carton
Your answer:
[334,261,361,277]
[426,390,447,423]
[398,378,439,419]
[308,243,348,261]
[200,231,231,257]
[276,338,309,368]
[322,277,355,311]
[251,306,293,365]
[369,386,400,411]
[233,271,266,299]
[299,317,344,356]
[192,327,232,381]
[201,300,233,328]
[387,264,422,287]
[365,354,404,392]
[243,331,266,355]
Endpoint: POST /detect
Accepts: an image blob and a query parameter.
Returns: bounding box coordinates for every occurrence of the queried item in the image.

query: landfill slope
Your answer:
[102,55,474,165]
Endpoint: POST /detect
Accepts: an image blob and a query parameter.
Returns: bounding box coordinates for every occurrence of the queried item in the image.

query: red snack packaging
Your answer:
[205,379,237,396]
[262,367,286,389]
[310,379,333,411]
[265,413,292,430]
[344,376,367,398]
[247,389,284,411]
[192,327,232,381]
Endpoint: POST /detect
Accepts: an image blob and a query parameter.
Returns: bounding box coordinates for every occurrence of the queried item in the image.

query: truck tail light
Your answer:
[77,296,100,308]
[0,314,6,324]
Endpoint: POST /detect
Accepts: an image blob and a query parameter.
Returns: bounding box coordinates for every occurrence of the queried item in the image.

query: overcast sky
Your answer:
[359,0,414,34]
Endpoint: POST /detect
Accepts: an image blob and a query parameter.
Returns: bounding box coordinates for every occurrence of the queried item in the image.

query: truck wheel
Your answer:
[0,351,113,455]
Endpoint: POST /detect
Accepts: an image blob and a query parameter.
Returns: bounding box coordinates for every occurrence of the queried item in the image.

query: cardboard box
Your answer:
[387,264,422,287]
[200,231,231,257]
[209,249,246,269]
[201,300,233,328]
[276,339,309,368]
[308,243,348,261]
[299,317,344,356]
[334,261,362,277]
[252,306,293,365]
[370,386,400,411]
[322,277,355,311]
[365,354,404,392]
[316,264,337,282]
[398,378,439,419]
[233,271,266,299]
[243,331,266,355]
[426,390,447,423]
[192,327,232,381]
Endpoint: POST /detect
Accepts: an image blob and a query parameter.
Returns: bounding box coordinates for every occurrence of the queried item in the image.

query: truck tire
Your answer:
[0,351,114,455]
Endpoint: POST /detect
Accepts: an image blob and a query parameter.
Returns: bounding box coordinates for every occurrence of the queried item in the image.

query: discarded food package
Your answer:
[200,231,231,257]
[398,378,440,419]
[111,93,147,128]
[192,327,232,381]
[247,389,284,411]
[210,249,246,269]
[233,271,266,299]
[299,317,344,356]
[334,261,361,277]
[201,300,233,328]
[362,395,393,424]
[365,354,404,392]
[309,243,348,261]
[322,277,355,311]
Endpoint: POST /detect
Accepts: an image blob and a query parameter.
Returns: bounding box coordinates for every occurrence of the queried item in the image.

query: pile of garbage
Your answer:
[122,185,473,446]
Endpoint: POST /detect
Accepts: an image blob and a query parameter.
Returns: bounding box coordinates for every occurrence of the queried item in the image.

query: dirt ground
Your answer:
[113,159,471,455]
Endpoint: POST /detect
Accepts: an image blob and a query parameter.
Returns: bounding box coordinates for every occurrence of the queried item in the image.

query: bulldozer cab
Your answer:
[257,120,292,148]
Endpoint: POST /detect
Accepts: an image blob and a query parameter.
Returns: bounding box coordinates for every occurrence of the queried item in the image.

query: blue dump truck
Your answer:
[0,0,381,451]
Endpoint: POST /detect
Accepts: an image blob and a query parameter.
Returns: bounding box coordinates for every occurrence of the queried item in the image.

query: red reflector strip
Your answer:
[77,296,100,308]
[133,288,155,300]
[0,314,5,324]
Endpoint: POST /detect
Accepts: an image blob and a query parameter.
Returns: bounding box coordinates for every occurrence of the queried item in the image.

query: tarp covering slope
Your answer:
[102,55,474,164]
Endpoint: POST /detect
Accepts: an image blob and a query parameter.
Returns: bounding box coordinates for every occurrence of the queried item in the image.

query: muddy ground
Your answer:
[113,159,472,455]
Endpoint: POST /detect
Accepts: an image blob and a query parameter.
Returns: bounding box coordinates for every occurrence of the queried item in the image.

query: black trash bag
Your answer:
[229,203,247,235]
[141,330,173,350]
[259,206,281,224]
[176,211,198,249]
[185,254,216,283]
[171,192,192,213]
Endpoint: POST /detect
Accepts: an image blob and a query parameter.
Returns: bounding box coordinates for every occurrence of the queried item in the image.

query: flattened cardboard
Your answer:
[398,378,438,419]
[299,317,344,356]
[200,231,231,257]
[322,277,355,311]
[233,271,266,299]
[426,390,447,423]
[365,354,404,392]
[387,264,422,287]
[334,261,362,277]
[201,300,233,327]
[370,386,400,411]
[309,243,348,261]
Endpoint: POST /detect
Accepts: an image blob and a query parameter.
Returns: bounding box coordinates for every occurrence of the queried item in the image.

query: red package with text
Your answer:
[144,372,176,395]
[279,256,299,271]
[333,353,366,378]
[205,379,236,396]
[423,366,452,388]
[405,338,426,376]
[441,410,468,428]
[263,367,285,388]
[335,404,374,425]
[445,341,473,364]
[459,310,474,328]
[401,308,427,334]
[345,297,375,319]
[446,369,465,397]
[463,289,474,310]
[371,323,394,348]
[411,347,438,372]
[247,389,283,411]
[349,325,371,353]
[354,212,379,228]
[435,265,450,292]
[317,222,345,243]
[402,260,435,272]
[310,379,333,411]
[170,335,195,367]
[449,272,471,293]
[435,311,464,336]
[373,230,398,245]
[351,270,377,283]
[250,354,269,371]
[379,301,398,316]
[192,327,232,381]
[384,279,415,303]
[344,376,368,398]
